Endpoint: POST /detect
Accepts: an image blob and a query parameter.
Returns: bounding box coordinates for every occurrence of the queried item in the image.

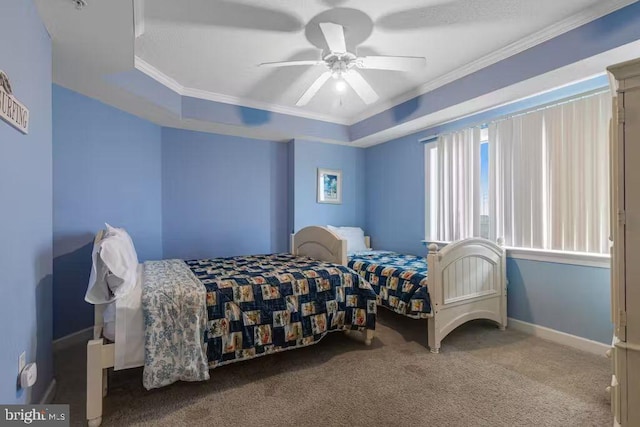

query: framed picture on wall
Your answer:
[317,168,342,204]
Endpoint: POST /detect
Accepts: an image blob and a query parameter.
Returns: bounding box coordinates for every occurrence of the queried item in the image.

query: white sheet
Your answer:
[103,320,115,341]
[103,264,145,370]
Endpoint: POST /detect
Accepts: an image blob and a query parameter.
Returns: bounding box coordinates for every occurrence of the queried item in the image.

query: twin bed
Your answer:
[347,238,507,353]
[86,225,506,426]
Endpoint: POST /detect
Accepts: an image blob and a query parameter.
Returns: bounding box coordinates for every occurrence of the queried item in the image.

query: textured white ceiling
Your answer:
[136,0,604,121]
[34,0,635,145]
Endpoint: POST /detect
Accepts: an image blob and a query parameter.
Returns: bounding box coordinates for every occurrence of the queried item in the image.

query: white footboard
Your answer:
[426,238,507,353]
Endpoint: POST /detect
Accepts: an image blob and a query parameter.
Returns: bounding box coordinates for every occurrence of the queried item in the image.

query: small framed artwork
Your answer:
[317,168,342,204]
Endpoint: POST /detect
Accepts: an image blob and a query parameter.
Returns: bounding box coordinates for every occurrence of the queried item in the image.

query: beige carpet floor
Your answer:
[54,310,611,426]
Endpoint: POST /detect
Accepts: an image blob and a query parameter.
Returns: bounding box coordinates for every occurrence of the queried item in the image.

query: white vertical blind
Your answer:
[435,128,480,241]
[425,144,439,241]
[429,90,610,255]
[488,110,545,248]
[543,91,610,254]
[487,91,610,253]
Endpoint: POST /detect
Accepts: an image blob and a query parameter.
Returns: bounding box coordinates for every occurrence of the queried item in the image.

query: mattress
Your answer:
[102,264,145,370]
[104,255,379,384]
[348,250,432,318]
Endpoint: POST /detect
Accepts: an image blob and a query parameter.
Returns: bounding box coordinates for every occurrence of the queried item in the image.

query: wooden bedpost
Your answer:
[87,339,104,427]
[88,231,106,426]
[426,243,441,353]
[290,233,296,255]
[427,318,440,354]
[497,237,507,331]
[344,329,375,346]
[364,329,374,346]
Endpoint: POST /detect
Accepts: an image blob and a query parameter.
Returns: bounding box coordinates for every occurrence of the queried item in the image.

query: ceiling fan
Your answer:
[259,22,426,106]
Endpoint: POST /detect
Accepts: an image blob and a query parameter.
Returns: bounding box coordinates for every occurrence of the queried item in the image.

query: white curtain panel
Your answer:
[489,91,610,253]
[488,110,545,248]
[436,128,480,241]
[543,91,610,254]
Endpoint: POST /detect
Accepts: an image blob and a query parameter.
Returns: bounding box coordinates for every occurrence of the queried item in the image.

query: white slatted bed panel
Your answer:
[426,237,507,353]
[442,254,499,304]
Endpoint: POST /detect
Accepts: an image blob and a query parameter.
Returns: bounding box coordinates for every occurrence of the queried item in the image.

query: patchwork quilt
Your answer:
[142,254,377,390]
[348,251,431,319]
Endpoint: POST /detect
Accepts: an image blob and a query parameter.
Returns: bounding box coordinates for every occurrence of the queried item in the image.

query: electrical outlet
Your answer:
[19,352,26,374]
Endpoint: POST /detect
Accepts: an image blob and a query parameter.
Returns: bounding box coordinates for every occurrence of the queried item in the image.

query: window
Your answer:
[425,90,610,256]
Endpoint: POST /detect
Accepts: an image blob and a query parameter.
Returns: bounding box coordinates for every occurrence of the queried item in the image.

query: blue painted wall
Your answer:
[162,128,288,259]
[292,139,365,232]
[52,85,163,339]
[507,259,611,343]
[0,0,53,404]
[364,135,425,256]
[287,140,295,236]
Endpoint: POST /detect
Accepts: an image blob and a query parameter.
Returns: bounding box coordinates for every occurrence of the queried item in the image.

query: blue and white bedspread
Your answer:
[142,259,210,390]
[142,254,377,390]
[348,251,432,319]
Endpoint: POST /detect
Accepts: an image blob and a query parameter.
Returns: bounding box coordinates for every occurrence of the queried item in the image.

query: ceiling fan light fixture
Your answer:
[263,22,424,107]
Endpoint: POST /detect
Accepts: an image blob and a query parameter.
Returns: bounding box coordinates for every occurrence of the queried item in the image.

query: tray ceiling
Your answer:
[136,0,604,122]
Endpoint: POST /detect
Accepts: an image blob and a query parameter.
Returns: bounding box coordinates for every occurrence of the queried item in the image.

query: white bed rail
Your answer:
[426,238,507,353]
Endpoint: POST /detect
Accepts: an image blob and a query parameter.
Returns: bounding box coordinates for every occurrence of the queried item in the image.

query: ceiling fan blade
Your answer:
[259,60,324,68]
[296,72,332,106]
[343,70,379,105]
[319,22,347,53]
[357,55,426,71]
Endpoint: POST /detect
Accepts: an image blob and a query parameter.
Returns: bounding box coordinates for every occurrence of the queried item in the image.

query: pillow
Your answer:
[85,225,139,304]
[104,223,139,265]
[85,245,113,304]
[327,225,368,253]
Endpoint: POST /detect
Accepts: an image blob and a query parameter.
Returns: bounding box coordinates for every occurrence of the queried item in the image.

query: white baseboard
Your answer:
[39,378,57,404]
[53,327,93,352]
[508,317,610,356]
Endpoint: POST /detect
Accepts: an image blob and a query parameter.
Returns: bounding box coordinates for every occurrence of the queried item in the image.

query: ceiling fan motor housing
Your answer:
[325,52,356,78]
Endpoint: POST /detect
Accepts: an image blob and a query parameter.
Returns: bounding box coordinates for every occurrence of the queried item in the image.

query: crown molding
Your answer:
[134,56,183,92]
[134,0,634,131]
[346,0,637,125]
[134,57,351,126]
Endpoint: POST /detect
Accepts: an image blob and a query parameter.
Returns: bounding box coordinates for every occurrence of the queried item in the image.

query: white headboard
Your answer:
[290,226,347,265]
